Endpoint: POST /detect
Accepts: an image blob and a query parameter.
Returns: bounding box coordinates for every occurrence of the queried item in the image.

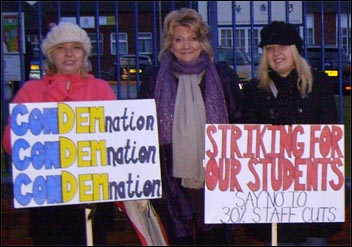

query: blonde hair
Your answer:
[158,8,213,62]
[256,45,313,96]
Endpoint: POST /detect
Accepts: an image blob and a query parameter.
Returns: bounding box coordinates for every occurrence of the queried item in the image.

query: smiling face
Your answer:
[50,42,85,75]
[170,25,202,64]
[265,44,296,77]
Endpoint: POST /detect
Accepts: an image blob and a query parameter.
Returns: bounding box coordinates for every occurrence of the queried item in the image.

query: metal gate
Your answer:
[1,1,351,125]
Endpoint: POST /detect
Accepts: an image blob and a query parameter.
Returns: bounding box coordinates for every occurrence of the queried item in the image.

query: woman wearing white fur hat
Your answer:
[2,21,116,245]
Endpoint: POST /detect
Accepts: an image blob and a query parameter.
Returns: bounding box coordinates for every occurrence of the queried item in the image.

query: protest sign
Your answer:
[204,124,345,224]
[10,99,162,208]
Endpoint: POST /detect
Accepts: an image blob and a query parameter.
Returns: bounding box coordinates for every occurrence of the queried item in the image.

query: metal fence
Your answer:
[1,1,351,128]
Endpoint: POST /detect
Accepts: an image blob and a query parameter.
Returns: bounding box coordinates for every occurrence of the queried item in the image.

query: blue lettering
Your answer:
[11,104,29,136]
[13,139,31,171]
[14,173,63,206]
[14,173,32,206]
[13,139,60,171]
[10,104,59,136]
[32,141,60,170]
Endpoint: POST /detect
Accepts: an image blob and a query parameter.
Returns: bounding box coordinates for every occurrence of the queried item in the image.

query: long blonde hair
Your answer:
[158,8,213,62]
[256,45,313,97]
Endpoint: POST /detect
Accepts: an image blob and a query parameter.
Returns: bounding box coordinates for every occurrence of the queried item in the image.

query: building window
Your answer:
[88,33,103,55]
[111,33,128,55]
[341,27,350,55]
[304,15,314,46]
[247,29,260,55]
[218,28,260,54]
[306,28,314,45]
[219,28,232,47]
[234,29,246,51]
[138,32,152,54]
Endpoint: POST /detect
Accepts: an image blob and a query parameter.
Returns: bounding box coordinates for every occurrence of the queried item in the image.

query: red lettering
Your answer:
[271,157,283,191]
[261,158,271,191]
[331,125,344,158]
[306,158,318,191]
[243,125,256,158]
[319,158,330,190]
[230,125,242,158]
[218,124,231,157]
[218,158,242,191]
[218,158,230,191]
[292,125,304,158]
[247,158,260,191]
[320,126,332,157]
[205,158,242,191]
[310,125,321,157]
[205,159,218,190]
[267,125,281,158]
[230,158,242,191]
[280,125,293,158]
[256,126,267,158]
[283,158,295,190]
[294,159,305,190]
[206,125,218,159]
[329,158,344,190]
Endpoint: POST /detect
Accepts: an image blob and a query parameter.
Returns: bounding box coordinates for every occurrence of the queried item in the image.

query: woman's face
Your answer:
[171,25,202,64]
[51,42,85,75]
[265,44,295,77]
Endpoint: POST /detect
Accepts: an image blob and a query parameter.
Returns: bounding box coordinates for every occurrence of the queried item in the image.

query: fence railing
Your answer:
[1,1,351,127]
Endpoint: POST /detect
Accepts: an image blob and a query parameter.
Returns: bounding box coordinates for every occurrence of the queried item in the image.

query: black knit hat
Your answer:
[259,21,303,52]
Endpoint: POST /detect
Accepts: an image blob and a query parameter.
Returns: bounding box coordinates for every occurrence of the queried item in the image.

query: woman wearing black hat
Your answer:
[242,21,342,245]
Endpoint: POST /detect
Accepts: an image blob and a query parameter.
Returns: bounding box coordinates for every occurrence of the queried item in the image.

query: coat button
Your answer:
[297,107,303,113]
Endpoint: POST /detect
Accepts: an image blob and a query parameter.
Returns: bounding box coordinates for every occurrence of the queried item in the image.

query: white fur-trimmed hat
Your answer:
[41,22,91,57]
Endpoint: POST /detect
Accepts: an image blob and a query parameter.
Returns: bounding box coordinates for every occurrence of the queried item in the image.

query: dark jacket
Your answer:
[242,70,338,125]
[242,69,342,243]
[138,63,242,243]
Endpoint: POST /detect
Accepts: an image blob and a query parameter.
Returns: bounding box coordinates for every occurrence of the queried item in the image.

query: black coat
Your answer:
[242,70,338,125]
[242,69,342,243]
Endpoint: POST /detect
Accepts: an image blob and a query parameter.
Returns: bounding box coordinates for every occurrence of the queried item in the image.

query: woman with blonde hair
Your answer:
[138,8,243,245]
[243,21,338,125]
[242,21,341,245]
[2,21,116,245]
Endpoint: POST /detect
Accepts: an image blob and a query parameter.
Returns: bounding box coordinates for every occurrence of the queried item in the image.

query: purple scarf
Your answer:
[155,51,229,145]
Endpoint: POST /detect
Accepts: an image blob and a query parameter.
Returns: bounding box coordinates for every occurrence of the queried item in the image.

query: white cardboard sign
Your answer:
[10,99,161,208]
[204,124,345,224]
